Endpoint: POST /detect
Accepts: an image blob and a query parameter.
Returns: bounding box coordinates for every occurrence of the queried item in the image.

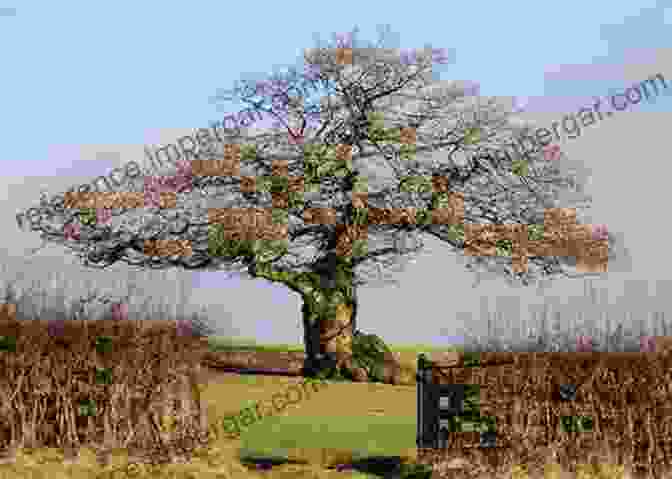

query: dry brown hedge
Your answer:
[0,317,213,466]
[418,350,672,478]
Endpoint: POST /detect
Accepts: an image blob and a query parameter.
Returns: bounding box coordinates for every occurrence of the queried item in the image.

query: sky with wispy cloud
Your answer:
[1,1,671,346]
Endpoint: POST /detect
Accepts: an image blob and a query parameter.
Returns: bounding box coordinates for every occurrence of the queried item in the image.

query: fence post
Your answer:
[417,353,435,448]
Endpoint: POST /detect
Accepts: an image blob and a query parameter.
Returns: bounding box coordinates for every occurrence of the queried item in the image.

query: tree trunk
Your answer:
[301,282,357,377]
[248,255,358,379]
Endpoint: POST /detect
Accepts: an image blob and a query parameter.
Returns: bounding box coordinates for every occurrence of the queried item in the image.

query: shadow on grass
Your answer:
[239,451,433,478]
[206,337,305,353]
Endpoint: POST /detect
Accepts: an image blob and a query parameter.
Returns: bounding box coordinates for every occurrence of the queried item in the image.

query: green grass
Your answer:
[391,343,465,352]
[241,415,416,459]
[206,336,465,354]
[203,337,473,471]
[206,336,306,352]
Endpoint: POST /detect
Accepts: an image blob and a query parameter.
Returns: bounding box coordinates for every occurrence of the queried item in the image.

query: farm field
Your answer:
[200,337,459,468]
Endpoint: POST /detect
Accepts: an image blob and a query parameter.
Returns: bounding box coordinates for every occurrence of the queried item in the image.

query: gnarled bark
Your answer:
[301,285,357,376]
[250,256,358,378]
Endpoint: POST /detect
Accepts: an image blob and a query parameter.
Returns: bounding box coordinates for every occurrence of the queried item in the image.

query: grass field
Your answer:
[199,339,467,477]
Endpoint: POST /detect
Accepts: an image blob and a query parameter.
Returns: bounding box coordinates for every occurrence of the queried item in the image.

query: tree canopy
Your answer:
[15,25,632,372]
[20,26,627,288]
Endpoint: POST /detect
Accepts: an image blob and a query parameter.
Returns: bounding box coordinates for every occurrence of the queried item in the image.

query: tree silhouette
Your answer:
[16,25,631,379]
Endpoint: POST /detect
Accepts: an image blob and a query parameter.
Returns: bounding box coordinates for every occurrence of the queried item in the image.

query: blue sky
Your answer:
[2,1,672,346]
[2,1,669,165]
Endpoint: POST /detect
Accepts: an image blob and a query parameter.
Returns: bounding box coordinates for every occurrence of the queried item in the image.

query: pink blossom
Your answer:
[144,194,161,208]
[591,224,609,241]
[463,81,480,96]
[254,81,267,96]
[64,222,81,240]
[399,49,418,65]
[272,97,290,111]
[143,185,162,207]
[175,159,193,177]
[171,174,192,193]
[252,41,449,148]
[304,109,322,122]
[543,144,561,161]
[48,319,65,337]
[431,48,450,64]
[176,320,193,337]
[640,335,655,353]
[304,64,321,82]
[335,32,353,49]
[160,176,177,192]
[288,132,305,145]
[576,335,593,352]
[255,80,275,96]
[258,79,288,97]
[111,303,128,321]
[144,176,160,190]
[96,208,112,225]
[144,173,192,198]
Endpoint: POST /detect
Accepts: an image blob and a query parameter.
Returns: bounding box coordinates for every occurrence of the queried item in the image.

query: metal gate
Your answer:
[416,353,497,449]
[416,353,465,448]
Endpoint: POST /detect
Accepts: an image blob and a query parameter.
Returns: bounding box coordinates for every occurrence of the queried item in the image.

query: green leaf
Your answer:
[303,144,335,165]
[368,362,385,383]
[512,159,529,177]
[208,226,258,258]
[271,208,288,224]
[316,160,338,178]
[399,463,433,479]
[254,176,272,192]
[333,158,353,176]
[463,352,481,367]
[446,224,465,242]
[561,415,594,433]
[288,191,305,209]
[0,335,16,353]
[352,176,369,193]
[366,111,404,144]
[352,208,368,225]
[240,144,257,162]
[399,176,432,193]
[80,208,97,226]
[431,192,451,210]
[415,208,432,226]
[253,239,288,263]
[95,336,113,354]
[270,176,288,194]
[379,129,402,143]
[366,112,386,137]
[399,144,416,160]
[463,127,481,145]
[78,399,98,417]
[95,367,113,385]
[495,239,513,256]
[305,182,320,194]
[351,239,368,258]
[579,415,594,432]
[527,224,544,241]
